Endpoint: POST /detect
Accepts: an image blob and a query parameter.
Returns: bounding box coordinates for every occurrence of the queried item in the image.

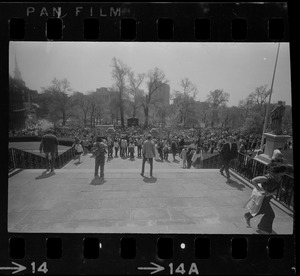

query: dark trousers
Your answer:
[142,157,153,176]
[244,196,275,233]
[95,157,105,177]
[137,146,142,157]
[164,152,168,160]
[45,151,56,170]
[115,147,119,157]
[172,150,176,160]
[108,145,113,157]
[220,158,231,178]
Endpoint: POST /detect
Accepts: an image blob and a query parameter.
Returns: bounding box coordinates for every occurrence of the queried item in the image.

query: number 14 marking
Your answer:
[31,262,48,274]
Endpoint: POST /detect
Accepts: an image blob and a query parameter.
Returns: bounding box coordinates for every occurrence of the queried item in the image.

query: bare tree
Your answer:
[111,57,130,128]
[248,85,271,107]
[173,78,198,127]
[41,78,73,126]
[128,70,145,118]
[141,67,168,127]
[72,92,91,127]
[206,89,230,109]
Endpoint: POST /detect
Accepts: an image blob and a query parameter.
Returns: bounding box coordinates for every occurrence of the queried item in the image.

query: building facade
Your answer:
[151,82,170,106]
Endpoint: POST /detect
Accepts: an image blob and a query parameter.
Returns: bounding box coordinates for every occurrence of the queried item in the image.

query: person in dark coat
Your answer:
[39,129,59,171]
[219,136,238,182]
[93,137,108,178]
[171,139,178,161]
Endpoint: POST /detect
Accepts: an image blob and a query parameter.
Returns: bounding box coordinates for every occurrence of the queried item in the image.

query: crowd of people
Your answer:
[24,116,293,235]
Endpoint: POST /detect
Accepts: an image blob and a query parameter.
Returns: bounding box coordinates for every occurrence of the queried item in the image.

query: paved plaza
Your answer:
[8,153,293,234]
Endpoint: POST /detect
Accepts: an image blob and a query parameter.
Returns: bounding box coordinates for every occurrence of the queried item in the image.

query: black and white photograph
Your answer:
[8,42,293,234]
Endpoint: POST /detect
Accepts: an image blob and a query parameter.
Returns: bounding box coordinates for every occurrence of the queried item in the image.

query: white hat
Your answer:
[272,149,283,161]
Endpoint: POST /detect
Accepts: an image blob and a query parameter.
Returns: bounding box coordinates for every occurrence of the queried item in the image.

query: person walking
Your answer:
[39,129,59,172]
[73,137,83,163]
[192,147,203,169]
[243,163,288,234]
[219,136,238,182]
[186,147,195,169]
[141,134,156,177]
[93,137,108,179]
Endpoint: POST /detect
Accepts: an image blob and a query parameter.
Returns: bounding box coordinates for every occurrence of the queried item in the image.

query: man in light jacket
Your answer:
[141,134,156,177]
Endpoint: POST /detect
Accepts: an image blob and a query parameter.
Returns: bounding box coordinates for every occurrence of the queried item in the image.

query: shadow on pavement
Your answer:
[142,176,157,183]
[155,159,164,163]
[225,179,245,191]
[35,170,55,179]
[90,177,107,186]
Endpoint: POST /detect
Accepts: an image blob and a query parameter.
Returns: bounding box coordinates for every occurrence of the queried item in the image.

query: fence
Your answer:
[230,152,294,211]
[9,147,76,172]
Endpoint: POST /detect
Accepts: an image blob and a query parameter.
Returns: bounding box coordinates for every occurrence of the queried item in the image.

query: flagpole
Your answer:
[260,42,281,151]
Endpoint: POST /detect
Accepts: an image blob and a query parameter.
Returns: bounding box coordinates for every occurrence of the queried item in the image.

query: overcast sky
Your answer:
[9,42,292,107]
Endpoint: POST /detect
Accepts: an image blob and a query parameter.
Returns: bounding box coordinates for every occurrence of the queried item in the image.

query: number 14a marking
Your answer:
[169,263,199,275]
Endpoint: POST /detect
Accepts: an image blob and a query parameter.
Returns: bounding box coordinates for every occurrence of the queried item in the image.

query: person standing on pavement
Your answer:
[137,136,143,158]
[93,137,108,179]
[114,138,119,157]
[141,134,156,177]
[107,136,113,158]
[180,146,188,168]
[244,163,289,234]
[128,140,135,160]
[39,129,58,172]
[171,139,178,161]
[120,137,127,158]
[219,136,238,182]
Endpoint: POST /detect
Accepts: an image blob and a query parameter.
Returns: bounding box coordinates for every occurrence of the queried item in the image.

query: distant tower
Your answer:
[14,54,23,81]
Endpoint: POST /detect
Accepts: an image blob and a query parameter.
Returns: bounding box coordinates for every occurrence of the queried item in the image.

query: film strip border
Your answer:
[4,234,296,274]
[2,3,289,41]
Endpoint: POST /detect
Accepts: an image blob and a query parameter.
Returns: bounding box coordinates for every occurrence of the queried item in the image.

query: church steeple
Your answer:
[14,54,23,81]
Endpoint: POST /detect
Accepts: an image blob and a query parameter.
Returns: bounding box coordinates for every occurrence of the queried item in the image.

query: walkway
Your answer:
[8,154,293,234]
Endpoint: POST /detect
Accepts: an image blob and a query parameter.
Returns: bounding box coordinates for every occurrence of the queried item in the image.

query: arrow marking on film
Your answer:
[137,262,165,274]
[0,262,27,274]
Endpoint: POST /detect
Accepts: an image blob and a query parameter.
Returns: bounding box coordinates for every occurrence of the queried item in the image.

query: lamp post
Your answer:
[260,43,280,151]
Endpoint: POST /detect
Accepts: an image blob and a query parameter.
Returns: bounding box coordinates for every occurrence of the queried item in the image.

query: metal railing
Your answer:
[9,147,76,172]
[230,152,294,211]
[202,153,222,169]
